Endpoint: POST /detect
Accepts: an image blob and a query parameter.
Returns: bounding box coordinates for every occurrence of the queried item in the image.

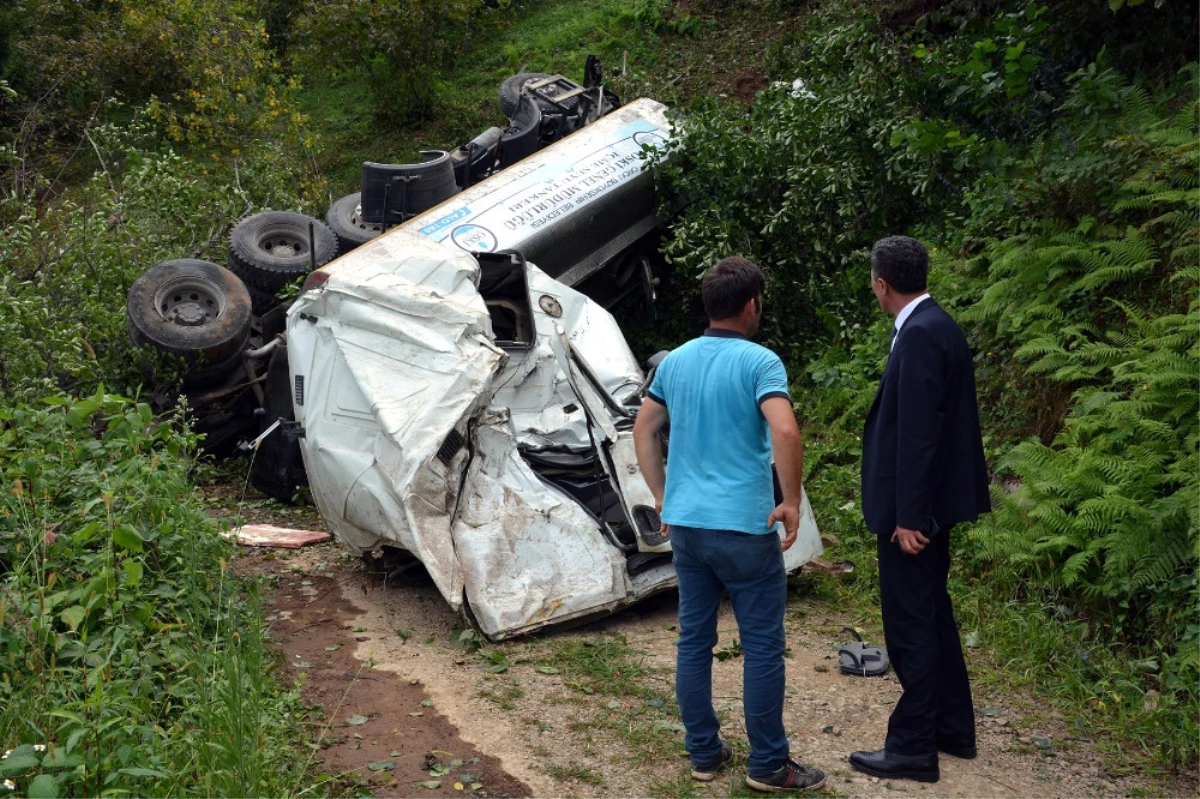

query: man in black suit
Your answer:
[849,236,991,784]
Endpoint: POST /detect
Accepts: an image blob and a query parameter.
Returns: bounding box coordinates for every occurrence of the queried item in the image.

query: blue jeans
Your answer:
[672,525,789,777]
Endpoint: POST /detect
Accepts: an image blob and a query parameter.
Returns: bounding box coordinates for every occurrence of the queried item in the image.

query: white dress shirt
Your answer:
[891,293,931,351]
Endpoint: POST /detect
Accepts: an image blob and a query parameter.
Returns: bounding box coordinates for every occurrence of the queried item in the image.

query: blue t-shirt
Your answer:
[646,329,790,534]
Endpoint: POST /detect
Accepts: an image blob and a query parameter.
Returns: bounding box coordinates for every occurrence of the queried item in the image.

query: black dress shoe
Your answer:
[937,738,977,759]
[849,748,939,783]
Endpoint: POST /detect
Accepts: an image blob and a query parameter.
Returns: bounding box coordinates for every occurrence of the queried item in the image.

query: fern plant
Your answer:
[966,65,1198,727]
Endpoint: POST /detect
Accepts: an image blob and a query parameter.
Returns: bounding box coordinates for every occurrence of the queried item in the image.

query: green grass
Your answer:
[478,633,690,768]
[294,0,792,193]
[297,0,665,191]
[542,633,658,697]
[478,680,525,710]
[544,760,606,786]
[0,396,313,797]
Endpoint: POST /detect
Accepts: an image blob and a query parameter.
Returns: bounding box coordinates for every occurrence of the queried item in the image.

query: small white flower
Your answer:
[2,778,13,790]
[33,744,45,752]
[0,749,8,759]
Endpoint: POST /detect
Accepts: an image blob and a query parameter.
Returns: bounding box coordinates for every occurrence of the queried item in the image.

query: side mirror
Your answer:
[644,350,670,371]
[638,350,671,398]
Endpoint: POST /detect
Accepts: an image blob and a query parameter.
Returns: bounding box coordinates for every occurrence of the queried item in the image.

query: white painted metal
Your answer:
[286,99,823,638]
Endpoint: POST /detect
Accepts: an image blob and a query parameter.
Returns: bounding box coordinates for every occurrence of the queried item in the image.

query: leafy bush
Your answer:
[3,0,294,156]
[0,393,308,797]
[0,102,322,406]
[649,0,1197,767]
[648,11,950,364]
[621,0,708,36]
[954,67,1199,764]
[291,0,510,124]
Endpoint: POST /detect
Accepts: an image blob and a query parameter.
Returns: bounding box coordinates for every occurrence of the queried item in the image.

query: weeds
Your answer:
[0,395,310,796]
[478,681,524,710]
[543,634,656,698]
[544,761,605,786]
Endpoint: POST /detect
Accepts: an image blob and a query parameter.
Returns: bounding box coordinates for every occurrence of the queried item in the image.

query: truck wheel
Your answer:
[247,284,282,316]
[499,72,582,118]
[229,211,337,294]
[127,259,252,366]
[325,192,382,256]
[181,346,247,390]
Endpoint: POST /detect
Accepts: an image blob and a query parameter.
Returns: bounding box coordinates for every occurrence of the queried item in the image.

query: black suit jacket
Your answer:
[862,297,990,537]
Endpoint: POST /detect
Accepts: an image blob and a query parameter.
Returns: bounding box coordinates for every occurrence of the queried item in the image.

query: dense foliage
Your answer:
[958,66,1199,762]
[290,0,510,123]
[649,22,937,365]
[0,0,296,168]
[0,5,324,794]
[650,0,1198,769]
[0,0,1195,790]
[0,111,321,406]
[0,393,305,796]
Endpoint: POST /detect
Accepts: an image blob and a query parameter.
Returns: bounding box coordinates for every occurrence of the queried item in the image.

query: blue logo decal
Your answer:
[420,206,471,237]
[451,224,497,253]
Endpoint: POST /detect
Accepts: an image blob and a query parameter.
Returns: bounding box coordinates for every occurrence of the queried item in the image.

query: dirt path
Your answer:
[239,536,1190,799]
[240,546,531,798]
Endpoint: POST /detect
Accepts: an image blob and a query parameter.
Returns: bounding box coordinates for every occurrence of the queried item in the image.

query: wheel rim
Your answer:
[255,225,311,258]
[154,276,227,327]
[350,203,382,233]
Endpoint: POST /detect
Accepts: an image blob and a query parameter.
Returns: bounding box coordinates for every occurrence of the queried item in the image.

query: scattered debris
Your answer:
[224,523,330,548]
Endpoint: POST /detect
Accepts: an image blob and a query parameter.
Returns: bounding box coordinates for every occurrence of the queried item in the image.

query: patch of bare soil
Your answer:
[733,71,769,104]
[239,547,531,798]
[238,537,1192,799]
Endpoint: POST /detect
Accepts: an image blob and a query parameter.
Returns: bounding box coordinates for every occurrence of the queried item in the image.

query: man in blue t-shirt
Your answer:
[633,256,825,793]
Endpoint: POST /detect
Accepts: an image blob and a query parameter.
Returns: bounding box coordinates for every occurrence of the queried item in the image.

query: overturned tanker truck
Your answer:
[127,82,823,639]
[282,98,822,639]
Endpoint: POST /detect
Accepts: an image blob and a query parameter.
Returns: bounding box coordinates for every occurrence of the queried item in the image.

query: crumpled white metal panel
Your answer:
[318,223,495,312]
[490,265,642,454]
[528,266,643,405]
[451,412,632,640]
[288,229,823,639]
[288,231,506,608]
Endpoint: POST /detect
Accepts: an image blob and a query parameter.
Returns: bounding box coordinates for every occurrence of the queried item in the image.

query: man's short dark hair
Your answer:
[870,236,929,294]
[701,256,765,321]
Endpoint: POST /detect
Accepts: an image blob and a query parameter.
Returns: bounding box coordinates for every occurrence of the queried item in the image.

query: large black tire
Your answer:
[127,259,252,366]
[499,72,582,118]
[180,345,247,390]
[325,192,382,256]
[246,284,282,317]
[228,211,337,294]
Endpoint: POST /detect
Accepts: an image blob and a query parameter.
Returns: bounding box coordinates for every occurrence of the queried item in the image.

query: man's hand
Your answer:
[655,498,670,539]
[768,503,799,551]
[891,526,929,555]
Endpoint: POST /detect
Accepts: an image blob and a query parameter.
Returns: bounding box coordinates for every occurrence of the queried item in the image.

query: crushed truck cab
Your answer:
[287,100,822,639]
